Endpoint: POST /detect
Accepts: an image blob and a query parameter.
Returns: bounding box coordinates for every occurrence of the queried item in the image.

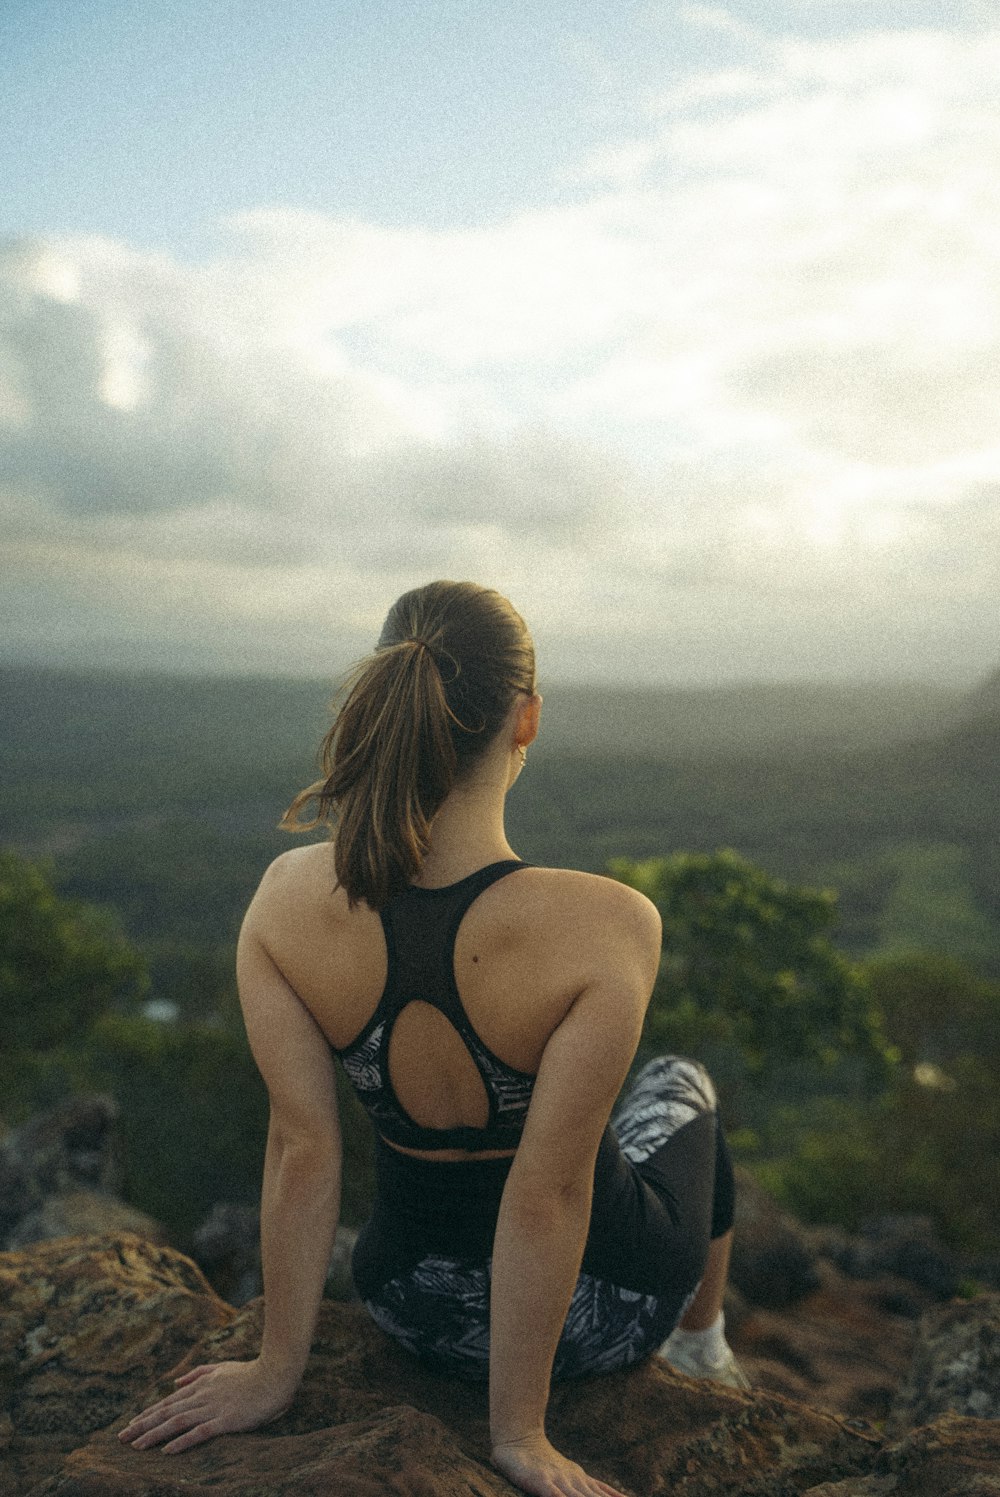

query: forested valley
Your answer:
[2,662,998,1266]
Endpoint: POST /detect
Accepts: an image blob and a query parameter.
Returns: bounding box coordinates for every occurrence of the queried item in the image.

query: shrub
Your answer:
[77,1012,375,1243]
[0,847,147,1119]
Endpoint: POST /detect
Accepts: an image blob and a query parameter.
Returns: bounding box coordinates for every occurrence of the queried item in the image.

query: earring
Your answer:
[516,744,527,767]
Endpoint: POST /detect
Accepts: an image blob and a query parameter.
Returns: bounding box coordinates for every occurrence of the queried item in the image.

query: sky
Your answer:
[2,0,999,685]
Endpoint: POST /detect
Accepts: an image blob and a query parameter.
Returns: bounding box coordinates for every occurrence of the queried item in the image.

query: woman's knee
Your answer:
[613,1055,719,1164]
[630,1054,718,1115]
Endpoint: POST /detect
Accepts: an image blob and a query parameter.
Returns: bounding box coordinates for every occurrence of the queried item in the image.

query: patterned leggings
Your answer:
[362,1055,733,1381]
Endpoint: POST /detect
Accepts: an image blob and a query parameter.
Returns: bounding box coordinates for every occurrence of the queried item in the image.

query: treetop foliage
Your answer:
[0,847,148,1058]
[610,849,892,1078]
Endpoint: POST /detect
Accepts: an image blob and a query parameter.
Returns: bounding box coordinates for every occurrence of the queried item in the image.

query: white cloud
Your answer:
[2,17,1000,681]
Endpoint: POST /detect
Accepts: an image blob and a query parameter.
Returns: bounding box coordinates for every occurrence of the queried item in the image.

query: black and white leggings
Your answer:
[363,1055,735,1381]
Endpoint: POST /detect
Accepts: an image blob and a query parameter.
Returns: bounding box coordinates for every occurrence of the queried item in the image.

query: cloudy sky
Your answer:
[2,0,999,684]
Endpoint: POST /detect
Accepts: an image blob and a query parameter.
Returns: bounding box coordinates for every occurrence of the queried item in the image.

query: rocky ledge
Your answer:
[2,1233,999,1497]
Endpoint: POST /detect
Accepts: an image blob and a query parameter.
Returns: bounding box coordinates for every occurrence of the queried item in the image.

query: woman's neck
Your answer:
[413,759,518,887]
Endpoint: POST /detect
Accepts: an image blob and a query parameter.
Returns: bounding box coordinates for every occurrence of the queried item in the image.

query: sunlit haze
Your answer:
[2,0,998,683]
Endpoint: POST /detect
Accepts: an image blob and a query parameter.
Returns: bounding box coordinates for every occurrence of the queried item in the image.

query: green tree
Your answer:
[753,954,1000,1254]
[0,848,147,1116]
[864,950,1000,1070]
[610,849,890,1080]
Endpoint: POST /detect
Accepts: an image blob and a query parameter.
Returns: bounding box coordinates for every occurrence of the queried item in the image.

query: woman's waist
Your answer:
[379,1134,519,1165]
[353,1141,512,1292]
[373,1125,634,1218]
[357,1127,666,1299]
[368,1127,632,1246]
[374,1133,515,1210]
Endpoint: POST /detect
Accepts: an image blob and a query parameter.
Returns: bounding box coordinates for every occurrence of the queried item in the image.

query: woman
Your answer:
[119,581,746,1497]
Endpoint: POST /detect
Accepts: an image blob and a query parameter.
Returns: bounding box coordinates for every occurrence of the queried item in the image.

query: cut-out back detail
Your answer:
[334,860,535,1151]
[387,1003,491,1131]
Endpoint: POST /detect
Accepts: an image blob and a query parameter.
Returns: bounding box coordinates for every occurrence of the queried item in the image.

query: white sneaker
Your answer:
[658,1334,752,1391]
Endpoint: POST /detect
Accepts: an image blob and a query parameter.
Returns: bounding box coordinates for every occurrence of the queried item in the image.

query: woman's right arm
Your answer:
[489,882,662,1497]
[242,915,342,1401]
[119,861,342,1455]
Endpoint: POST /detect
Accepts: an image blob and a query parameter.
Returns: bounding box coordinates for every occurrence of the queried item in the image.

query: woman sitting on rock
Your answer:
[120,579,747,1497]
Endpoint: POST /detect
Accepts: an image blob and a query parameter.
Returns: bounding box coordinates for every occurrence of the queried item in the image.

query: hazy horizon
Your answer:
[0,652,986,696]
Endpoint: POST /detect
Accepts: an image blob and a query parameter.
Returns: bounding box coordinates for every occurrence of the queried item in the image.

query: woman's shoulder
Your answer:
[254,841,334,892]
[512,864,662,947]
[245,843,354,929]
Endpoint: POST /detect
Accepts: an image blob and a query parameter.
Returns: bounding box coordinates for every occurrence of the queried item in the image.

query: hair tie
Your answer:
[401,636,440,667]
[395,633,458,684]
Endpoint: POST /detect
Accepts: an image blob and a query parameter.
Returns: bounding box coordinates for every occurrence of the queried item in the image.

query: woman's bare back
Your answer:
[251,842,647,1160]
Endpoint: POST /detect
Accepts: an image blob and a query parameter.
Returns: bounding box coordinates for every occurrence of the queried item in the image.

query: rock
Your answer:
[190,1202,262,1306]
[878,1413,1000,1496]
[0,1146,35,1240]
[38,1409,521,1496]
[6,1188,165,1250]
[817,1217,960,1299]
[191,1202,358,1305]
[4,1231,882,1496]
[800,1415,1000,1495]
[8,1094,122,1194]
[800,1479,899,1496]
[888,1294,1000,1432]
[0,1095,123,1246]
[0,1232,231,1497]
[6,1231,999,1497]
[968,1254,1000,1293]
[730,1261,918,1424]
[730,1168,822,1309]
[4,1185,163,1257]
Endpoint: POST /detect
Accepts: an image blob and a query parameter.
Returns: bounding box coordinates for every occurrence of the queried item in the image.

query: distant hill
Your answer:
[0,667,331,770]
[954,666,1000,738]
[534,680,964,759]
[1,661,996,990]
[962,662,1000,712]
[923,665,1000,783]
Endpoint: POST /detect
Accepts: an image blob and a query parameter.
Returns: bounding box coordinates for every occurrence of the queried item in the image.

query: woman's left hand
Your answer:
[118,1358,295,1455]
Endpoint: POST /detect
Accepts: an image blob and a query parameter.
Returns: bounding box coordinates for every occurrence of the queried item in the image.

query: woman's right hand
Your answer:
[491,1432,629,1497]
[118,1358,296,1455]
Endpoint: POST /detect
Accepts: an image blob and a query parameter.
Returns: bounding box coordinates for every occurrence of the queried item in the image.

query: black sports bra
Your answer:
[333,859,536,1151]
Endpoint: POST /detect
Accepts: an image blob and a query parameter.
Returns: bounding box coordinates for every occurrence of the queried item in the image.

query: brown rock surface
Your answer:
[878,1413,1000,1496]
[38,1409,516,1497]
[0,1233,232,1497]
[3,1232,998,1497]
[790,1415,1000,1496]
[730,1262,923,1423]
[799,1480,899,1496]
[126,1295,879,1497]
[4,1232,877,1497]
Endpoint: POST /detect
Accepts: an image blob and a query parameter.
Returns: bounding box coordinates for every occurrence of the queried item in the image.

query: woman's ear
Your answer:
[516,692,543,750]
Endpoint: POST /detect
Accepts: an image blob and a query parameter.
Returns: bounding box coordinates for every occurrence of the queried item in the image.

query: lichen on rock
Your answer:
[889,1295,1000,1431]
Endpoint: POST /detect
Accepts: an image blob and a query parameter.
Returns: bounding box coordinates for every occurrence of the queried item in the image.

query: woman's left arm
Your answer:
[119,872,341,1455]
